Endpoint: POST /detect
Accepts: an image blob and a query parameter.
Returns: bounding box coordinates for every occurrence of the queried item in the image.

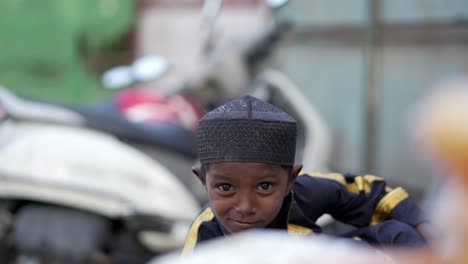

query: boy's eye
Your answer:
[257,182,273,191]
[218,184,233,192]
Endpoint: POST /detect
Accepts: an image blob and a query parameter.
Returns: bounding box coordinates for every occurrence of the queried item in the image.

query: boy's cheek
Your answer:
[209,205,230,224]
[206,189,219,201]
[208,196,230,213]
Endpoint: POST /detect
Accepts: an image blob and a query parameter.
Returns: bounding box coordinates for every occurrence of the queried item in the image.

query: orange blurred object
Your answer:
[415,78,468,186]
[412,77,468,264]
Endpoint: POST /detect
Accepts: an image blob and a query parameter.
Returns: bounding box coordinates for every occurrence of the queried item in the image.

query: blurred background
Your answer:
[0,0,468,263]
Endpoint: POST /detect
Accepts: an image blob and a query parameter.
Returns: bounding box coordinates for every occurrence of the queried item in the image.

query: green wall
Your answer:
[0,0,135,104]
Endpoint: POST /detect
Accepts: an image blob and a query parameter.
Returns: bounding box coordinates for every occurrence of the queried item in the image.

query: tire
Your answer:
[110,231,154,264]
[11,205,111,264]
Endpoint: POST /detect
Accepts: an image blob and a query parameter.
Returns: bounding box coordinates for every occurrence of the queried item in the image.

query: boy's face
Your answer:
[194,162,299,234]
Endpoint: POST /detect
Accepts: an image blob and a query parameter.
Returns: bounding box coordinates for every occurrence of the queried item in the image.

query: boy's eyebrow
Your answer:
[210,173,281,182]
[208,174,234,181]
[254,173,282,180]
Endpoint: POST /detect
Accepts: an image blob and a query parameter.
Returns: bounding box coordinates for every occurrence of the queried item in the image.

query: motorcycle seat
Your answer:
[0,87,197,158]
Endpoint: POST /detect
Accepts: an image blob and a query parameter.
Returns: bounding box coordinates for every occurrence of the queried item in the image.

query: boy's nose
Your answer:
[235,193,257,216]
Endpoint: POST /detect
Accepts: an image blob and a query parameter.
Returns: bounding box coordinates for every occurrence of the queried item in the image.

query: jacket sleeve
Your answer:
[299,172,428,228]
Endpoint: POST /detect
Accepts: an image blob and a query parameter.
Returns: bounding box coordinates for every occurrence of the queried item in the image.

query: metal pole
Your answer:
[363,0,380,173]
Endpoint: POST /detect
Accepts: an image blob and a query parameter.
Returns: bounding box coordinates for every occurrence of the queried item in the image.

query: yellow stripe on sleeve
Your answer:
[370,187,409,226]
[302,172,383,194]
[182,207,215,255]
[287,224,314,235]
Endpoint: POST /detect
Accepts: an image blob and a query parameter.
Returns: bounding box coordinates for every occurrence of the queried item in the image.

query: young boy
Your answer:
[183,95,428,254]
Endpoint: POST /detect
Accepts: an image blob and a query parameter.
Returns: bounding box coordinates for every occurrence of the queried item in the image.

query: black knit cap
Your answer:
[197,95,297,165]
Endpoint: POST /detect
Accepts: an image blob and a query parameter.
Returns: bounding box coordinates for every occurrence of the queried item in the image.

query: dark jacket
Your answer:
[183,172,427,254]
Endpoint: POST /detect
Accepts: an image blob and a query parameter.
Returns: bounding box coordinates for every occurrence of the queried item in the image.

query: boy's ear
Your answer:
[192,165,205,185]
[287,164,303,192]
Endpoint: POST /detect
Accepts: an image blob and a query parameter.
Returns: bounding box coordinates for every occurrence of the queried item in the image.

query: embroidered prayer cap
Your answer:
[197,95,297,165]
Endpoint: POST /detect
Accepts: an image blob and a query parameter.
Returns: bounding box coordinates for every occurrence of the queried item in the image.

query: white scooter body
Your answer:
[0,121,198,220]
[0,118,200,252]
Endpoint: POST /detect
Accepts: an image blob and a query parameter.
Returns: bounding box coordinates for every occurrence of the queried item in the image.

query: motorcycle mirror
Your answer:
[101,66,134,89]
[264,0,289,9]
[131,55,170,83]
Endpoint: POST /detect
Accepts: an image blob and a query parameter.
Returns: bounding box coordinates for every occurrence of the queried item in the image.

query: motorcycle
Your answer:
[179,0,334,232]
[184,0,332,173]
[0,0,334,262]
[0,88,200,263]
[90,2,332,205]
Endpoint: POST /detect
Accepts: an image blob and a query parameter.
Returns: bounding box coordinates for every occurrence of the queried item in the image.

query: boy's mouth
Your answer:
[229,219,261,230]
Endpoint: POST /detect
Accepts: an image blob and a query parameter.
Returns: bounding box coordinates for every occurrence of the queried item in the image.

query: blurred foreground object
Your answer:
[411,77,468,264]
[150,231,389,264]
[414,78,468,183]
